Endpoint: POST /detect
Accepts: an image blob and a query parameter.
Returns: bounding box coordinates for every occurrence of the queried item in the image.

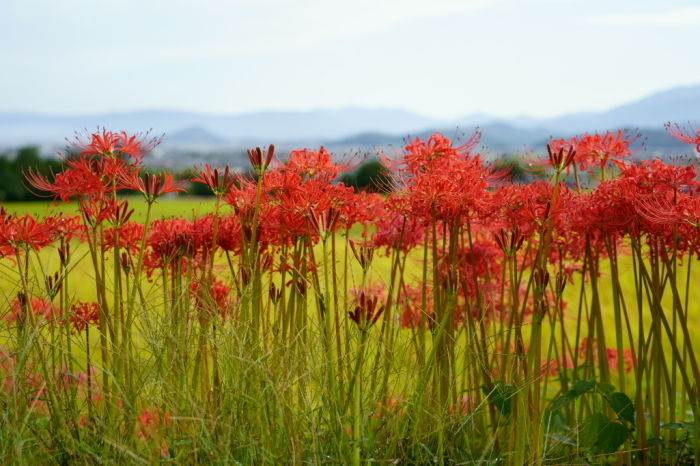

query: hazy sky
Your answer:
[1,0,699,119]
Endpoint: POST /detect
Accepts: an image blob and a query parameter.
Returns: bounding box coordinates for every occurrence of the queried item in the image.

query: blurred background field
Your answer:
[2,196,217,220]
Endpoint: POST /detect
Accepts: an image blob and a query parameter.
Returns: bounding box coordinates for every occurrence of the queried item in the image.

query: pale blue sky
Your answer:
[1,0,699,119]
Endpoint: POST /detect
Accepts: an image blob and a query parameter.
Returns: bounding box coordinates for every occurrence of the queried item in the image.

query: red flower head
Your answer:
[380,131,482,177]
[575,130,642,172]
[119,170,187,203]
[247,144,275,175]
[69,302,99,334]
[68,128,162,163]
[192,164,236,197]
[0,214,58,251]
[7,297,54,324]
[348,291,385,331]
[666,122,700,152]
[287,146,362,180]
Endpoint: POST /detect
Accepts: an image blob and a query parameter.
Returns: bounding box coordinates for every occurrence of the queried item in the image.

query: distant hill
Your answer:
[165,127,226,145]
[0,107,443,145]
[538,85,700,133]
[1,85,699,151]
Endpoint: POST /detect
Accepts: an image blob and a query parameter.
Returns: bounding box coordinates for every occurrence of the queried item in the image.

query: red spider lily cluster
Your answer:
[4,126,700,343]
[2,124,700,463]
[3,125,699,338]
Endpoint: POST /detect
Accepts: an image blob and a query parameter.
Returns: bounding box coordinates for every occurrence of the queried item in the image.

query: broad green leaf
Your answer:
[681,421,697,434]
[647,438,665,446]
[607,392,635,425]
[572,380,596,396]
[548,392,576,413]
[580,412,608,449]
[597,422,629,454]
[596,382,616,395]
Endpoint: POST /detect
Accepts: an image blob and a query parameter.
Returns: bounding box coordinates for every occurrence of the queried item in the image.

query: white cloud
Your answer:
[594,5,700,26]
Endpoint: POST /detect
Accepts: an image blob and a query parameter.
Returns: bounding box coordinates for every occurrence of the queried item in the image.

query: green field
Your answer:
[2,195,217,220]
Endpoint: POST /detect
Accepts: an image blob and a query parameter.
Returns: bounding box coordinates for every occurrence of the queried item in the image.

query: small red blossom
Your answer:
[349,291,385,331]
[287,146,362,179]
[0,214,58,251]
[70,302,99,334]
[666,122,700,152]
[6,297,55,324]
[120,170,187,203]
[68,128,162,162]
[192,164,236,197]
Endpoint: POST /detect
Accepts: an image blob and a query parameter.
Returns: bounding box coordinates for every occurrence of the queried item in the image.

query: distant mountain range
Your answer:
[1,85,699,153]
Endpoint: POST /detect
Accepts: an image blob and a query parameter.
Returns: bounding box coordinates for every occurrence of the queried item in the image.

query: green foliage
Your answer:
[339,159,392,193]
[606,392,635,425]
[0,147,62,202]
[545,381,638,456]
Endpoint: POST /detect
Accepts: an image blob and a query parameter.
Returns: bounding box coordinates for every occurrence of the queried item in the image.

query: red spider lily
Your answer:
[372,208,425,255]
[191,277,231,320]
[43,215,84,243]
[269,283,282,304]
[45,272,62,300]
[666,122,700,152]
[70,302,99,334]
[615,158,699,194]
[548,143,577,173]
[112,200,134,227]
[216,215,243,254]
[0,214,58,251]
[144,217,213,274]
[192,164,236,197]
[24,157,110,202]
[634,196,682,226]
[224,176,260,223]
[6,297,55,324]
[511,181,569,229]
[577,337,633,374]
[137,407,171,456]
[349,291,385,331]
[68,128,162,162]
[78,197,119,227]
[24,151,134,202]
[262,167,304,195]
[247,144,275,175]
[575,130,641,170]
[349,240,374,271]
[287,146,362,179]
[120,170,187,203]
[380,131,481,177]
[26,130,158,204]
[308,207,341,239]
[382,133,496,225]
[349,281,386,301]
[340,191,385,230]
[521,141,577,176]
[493,226,525,257]
[567,181,636,237]
[555,272,568,296]
[102,221,145,253]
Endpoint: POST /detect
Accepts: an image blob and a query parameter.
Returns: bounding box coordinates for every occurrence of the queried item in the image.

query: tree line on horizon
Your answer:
[0,148,527,202]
